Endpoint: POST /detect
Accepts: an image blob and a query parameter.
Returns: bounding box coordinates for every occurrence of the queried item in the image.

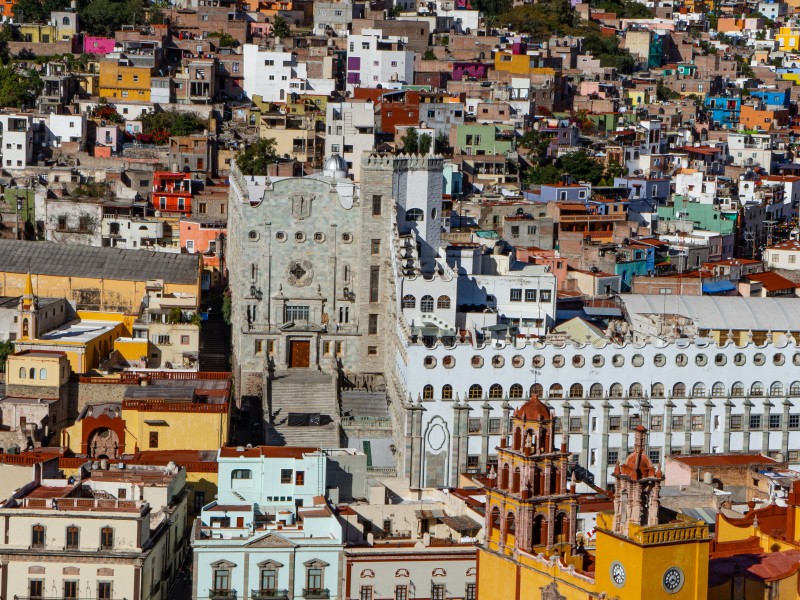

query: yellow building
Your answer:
[99,61,154,102]
[0,239,201,313]
[494,50,557,76]
[17,23,58,43]
[776,27,800,51]
[478,395,710,600]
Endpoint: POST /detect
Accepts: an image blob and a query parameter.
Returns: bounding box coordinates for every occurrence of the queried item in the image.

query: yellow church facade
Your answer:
[477,395,710,600]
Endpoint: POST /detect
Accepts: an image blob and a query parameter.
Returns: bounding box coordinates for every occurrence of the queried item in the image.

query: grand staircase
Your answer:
[265,369,341,448]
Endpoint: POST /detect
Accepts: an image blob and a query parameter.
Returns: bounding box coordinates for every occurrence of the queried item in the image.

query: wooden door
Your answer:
[289,340,310,368]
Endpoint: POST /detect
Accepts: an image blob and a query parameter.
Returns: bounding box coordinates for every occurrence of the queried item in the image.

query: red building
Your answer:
[152,171,193,215]
[353,88,421,135]
[180,217,227,290]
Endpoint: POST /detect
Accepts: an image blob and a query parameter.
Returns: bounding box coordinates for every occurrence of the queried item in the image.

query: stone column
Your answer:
[704,400,714,454]
[641,399,652,459]
[450,400,470,486]
[782,398,792,460]
[664,400,675,458]
[762,399,773,455]
[600,400,611,489]
[743,399,753,453]
[480,401,492,472]
[404,397,416,485]
[547,503,556,549]
[621,401,631,457]
[683,400,694,455]
[723,400,734,453]
[562,402,573,454]
[581,400,592,469]
[501,399,512,448]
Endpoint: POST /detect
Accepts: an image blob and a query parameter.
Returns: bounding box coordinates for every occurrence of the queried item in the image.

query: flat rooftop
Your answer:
[37,320,119,344]
[669,453,777,467]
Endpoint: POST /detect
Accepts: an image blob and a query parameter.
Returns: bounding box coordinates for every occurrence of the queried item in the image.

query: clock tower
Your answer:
[594,426,711,600]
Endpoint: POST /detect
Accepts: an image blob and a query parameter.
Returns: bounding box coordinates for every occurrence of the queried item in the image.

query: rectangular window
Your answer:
[100,527,114,550]
[489,417,502,434]
[769,414,782,429]
[194,491,206,512]
[31,525,45,549]
[629,415,642,427]
[66,526,79,550]
[335,341,344,356]
[468,418,482,434]
[64,580,78,600]
[267,340,275,355]
[307,568,323,591]
[790,414,800,429]
[371,239,381,254]
[650,415,663,431]
[280,469,292,484]
[368,346,377,355]
[181,335,190,345]
[338,306,349,324]
[295,471,305,485]
[609,416,621,431]
[372,195,382,216]
[672,415,685,431]
[369,266,380,303]
[691,415,704,431]
[750,414,762,430]
[368,314,379,335]
[261,569,277,593]
[360,587,373,600]
[149,431,159,448]
[465,583,476,600]
[569,417,582,432]
[525,289,537,302]
[432,584,445,600]
[607,449,619,465]
[730,415,743,430]
[97,583,112,600]
[285,305,310,321]
[648,448,661,464]
[540,290,552,302]
[30,580,44,600]
[213,569,229,592]
[509,288,522,302]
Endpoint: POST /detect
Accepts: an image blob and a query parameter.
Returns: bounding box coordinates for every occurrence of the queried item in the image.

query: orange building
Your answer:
[179,217,227,289]
[152,171,193,215]
[739,104,790,131]
[1,0,14,19]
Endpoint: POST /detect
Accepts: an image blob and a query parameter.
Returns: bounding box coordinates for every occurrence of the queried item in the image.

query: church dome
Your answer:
[323,153,348,179]
[514,394,551,422]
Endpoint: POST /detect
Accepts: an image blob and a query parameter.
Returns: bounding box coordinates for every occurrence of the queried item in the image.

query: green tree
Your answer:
[557,149,605,184]
[0,339,13,372]
[401,127,419,153]
[0,66,42,108]
[435,131,451,155]
[149,5,165,24]
[526,163,561,184]
[167,307,184,324]
[418,133,432,155]
[221,290,232,325]
[13,0,68,23]
[656,79,680,101]
[472,0,512,17]
[209,30,239,47]
[235,137,278,175]
[142,110,206,141]
[272,15,291,38]
[79,0,145,37]
[422,49,437,60]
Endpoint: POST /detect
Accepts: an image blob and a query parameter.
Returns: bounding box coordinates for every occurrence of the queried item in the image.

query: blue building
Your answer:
[704,96,741,129]
[747,88,791,108]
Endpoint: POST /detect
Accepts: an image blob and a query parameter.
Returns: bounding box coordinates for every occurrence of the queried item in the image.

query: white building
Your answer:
[324,100,377,182]
[346,30,415,91]
[728,131,777,169]
[242,45,335,103]
[765,239,800,270]
[0,113,33,170]
[192,446,344,600]
[35,113,86,149]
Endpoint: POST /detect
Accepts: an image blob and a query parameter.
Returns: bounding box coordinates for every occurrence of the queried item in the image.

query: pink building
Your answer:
[515,247,568,289]
[84,36,116,55]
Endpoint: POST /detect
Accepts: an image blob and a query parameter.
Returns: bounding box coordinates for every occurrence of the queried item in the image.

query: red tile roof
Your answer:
[669,453,776,467]
[219,446,319,459]
[745,271,799,291]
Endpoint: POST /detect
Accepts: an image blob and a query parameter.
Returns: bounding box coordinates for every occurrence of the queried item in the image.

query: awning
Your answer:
[440,514,481,533]
[702,280,736,294]
[143,419,169,426]
[583,305,622,317]
[416,508,446,519]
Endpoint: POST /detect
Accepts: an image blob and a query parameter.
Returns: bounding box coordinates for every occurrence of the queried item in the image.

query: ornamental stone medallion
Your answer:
[290,193,315,219]
[287,259,314,287]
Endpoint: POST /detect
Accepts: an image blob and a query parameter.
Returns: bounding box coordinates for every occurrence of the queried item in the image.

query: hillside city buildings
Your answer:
[3,0,800,598]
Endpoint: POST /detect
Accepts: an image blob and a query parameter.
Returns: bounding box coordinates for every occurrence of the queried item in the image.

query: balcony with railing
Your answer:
[209,590,237,600]
[302,589,330,599]
[252,590,289,600]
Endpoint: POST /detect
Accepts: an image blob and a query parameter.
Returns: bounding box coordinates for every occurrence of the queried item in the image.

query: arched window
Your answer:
[651,382,664,397]
[672,382,686,397]
[731,382,745,396]
[791,381,800,396]
[18,367,25,379]
[468,384,483,399]
[63,16,70,24]
[530,383,543,398]
[423,384,434,399]
[231,469,252,481]
[549,384,563,398]
[29,368,36,380]
[692,382,706,397]
[629,383,643,398]
[442,385,452,399]
[751,381,765,396]
[420,295,434,312]
[405,208,424,222]
[489,384,503,399]
[437,295,451,309]
[569,384,583,398]
[39,368,47,380]
[22,318,28,337]
[509,384,523,398]
[712,382,726,397]
[589,384,603,398]
[609,383,623,398]
[402,294,415,309]
[770,382,784,396]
